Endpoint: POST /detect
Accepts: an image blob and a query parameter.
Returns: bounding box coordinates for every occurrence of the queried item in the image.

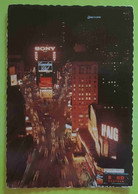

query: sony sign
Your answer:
[35,46,55,52]
[101,124,118,142]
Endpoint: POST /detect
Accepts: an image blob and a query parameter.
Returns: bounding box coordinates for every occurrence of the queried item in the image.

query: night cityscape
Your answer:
[7,5,133,187]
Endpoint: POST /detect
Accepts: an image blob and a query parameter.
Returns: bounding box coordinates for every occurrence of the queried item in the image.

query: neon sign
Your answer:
[34,46,56,61]
[35,46,55,52]
[101,124,118,142]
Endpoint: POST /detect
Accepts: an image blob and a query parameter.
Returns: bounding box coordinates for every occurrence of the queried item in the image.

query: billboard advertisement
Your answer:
[34,46,56,61]
[10,74,17,86]
[38,61,53,73]
[39,77,52,88]
[40,88,53,99]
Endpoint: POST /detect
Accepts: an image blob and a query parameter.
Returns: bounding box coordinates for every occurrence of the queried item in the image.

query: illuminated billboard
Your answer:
[34,46,56,61]
[10,74,17,86]
[39,77,52,88]
[38,61,53,73]
[40,88,53,99]
[101,124,118,142]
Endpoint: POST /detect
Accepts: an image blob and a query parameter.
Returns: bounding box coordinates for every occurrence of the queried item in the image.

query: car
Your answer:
[25,115,29,121]
[25,122,33,135]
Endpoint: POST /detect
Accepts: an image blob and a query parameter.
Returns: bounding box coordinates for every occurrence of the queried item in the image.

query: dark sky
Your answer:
[8,5,133,61]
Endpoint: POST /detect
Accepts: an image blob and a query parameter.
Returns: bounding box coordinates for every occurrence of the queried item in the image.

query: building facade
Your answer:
[8,55,25,86]
[72,61,98,130]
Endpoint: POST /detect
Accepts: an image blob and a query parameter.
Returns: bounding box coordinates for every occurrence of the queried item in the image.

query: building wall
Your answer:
[8,55,25,80]
[72,61,98,130]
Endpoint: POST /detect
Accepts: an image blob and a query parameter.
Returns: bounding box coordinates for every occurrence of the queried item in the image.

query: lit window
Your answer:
[74,84,76,87]
[86,93,88,96]
[86,84,88,87]
[89,97,91,100]
[89,84,91,87]
[79,115,84,118]
[73,88,75,91]
[82,93,84,96]
[82,97,84,100]
[82,84,84,87]
[79,98,81,100]
[102,82,104,84]
[82,88,84,91]
[94,97,96,101]
[79,93,81,96]
[86,97,88,100]
[73,98,76,100]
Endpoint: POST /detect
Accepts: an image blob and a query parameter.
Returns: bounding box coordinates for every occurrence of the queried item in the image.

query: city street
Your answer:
[19,71,92,188]
[7,6,133,187]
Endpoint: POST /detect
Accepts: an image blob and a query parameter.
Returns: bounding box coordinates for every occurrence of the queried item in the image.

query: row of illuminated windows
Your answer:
[72,81,97,85]
[102,61,123,65]
[73,86,97,91]
[102,78,116,83]
[73,83,97,88]
[78,93,92,96]
[73,88,96,91]
[103,106,127,109]
[73,97,96,101]
[102,83,119,88]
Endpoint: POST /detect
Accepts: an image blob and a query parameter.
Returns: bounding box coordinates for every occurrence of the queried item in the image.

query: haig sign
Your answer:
[101,124,119,142]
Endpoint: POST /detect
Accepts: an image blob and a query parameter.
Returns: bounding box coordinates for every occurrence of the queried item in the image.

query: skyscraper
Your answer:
[72,61,98,131]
